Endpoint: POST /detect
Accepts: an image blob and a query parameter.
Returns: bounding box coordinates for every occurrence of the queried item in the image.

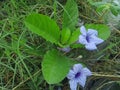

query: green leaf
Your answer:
[96,5,106,13]
[110,5,119,16]
[71,43,83,49]
[68,28,80,45]
[61,28,71,44]
[89,1,106,7]
[112,6,120,10]
[96,3,111,14]
[85,24,110,40]
[25,13,60,44]
[42,49,75,84]
[63,0,78,31]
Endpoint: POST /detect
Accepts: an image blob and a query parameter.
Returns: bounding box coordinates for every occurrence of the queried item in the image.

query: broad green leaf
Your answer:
[42,49,75,84]
[85,24,110,40]
[61,28,71,44]
[25,13,60,44]
[63,0,78,31]
[68,28,80,45]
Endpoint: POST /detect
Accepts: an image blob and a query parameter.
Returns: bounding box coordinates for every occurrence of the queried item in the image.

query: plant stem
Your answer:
[92,72,120,79]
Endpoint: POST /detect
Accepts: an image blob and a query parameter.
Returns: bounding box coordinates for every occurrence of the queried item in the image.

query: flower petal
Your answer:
[80,26,87,36]
[78,75,86,87]
[73,64,83,74]
[82,68,92,76]
[69,80,77,90]
[87,29,98,36]
[67,70,75,79]
[85,43,97,50]
[79,35,88,45]
[61,47,71,52]
[89,36,104,45]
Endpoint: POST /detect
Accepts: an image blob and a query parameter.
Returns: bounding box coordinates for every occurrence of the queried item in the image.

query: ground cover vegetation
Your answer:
[0,0,120,90]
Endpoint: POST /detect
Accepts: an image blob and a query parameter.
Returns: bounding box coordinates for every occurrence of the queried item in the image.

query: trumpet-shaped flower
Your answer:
[78,26,104,50]
[67,64,92,90]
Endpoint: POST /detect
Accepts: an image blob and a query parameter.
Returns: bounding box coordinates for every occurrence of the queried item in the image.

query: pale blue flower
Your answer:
[67,64,92,90]
[78,26,104,50]
[58,47,71,52]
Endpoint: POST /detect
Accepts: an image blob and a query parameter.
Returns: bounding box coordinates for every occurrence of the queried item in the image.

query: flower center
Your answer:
[75,72,81,78]
[86,35,90,43]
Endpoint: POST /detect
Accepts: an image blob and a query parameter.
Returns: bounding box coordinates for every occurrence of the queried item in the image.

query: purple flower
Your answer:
[58,47,71,52]
[78,26,104,50]
[67,64,92,90]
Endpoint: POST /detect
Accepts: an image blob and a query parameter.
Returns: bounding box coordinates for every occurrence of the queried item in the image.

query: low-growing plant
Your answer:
[25,0,111,89]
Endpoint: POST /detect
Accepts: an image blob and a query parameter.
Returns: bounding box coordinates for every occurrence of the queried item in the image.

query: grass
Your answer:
[0,0,120,90]
[0,0,48,90]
